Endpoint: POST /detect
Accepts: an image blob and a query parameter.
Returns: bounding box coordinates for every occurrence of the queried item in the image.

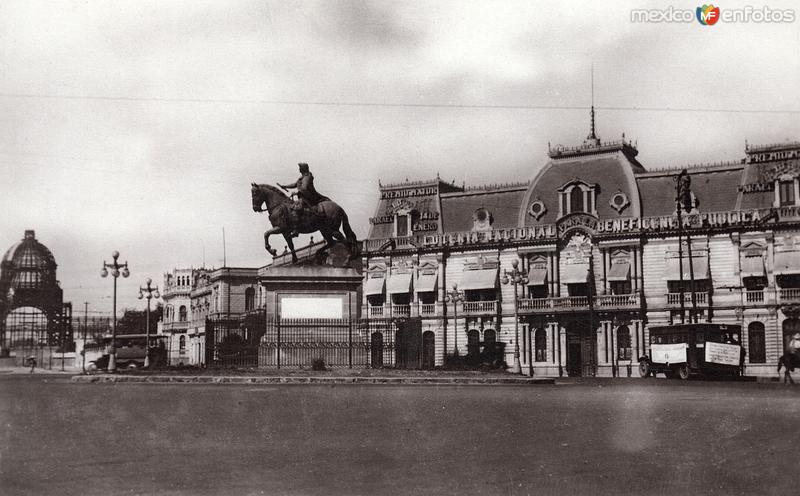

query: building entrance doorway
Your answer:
[394,318,422,369]
[566,320,596,377]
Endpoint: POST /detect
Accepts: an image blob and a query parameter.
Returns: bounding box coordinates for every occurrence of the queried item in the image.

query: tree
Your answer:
[116,303,163,335]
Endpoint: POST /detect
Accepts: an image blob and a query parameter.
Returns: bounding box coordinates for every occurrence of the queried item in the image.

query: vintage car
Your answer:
[639,323,744,379]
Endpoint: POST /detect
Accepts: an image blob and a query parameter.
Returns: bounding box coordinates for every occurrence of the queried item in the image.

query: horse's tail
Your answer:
[340,210,360,258]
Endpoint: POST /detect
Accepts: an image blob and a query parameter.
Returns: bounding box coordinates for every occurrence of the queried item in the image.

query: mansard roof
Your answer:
[636,162,745,217]
[365,136,800,243]
[440,185,529,232]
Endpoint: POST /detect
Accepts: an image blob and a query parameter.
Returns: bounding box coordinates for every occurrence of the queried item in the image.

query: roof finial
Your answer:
[585,65,600,146]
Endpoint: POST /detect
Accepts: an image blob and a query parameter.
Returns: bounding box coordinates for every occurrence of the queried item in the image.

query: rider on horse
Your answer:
[278,163,329,237]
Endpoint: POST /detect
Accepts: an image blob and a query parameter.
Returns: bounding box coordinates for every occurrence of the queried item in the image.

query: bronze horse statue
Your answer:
[251,183,359,263]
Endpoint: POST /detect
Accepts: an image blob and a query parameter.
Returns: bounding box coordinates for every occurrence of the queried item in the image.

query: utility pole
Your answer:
[82,302,88,373]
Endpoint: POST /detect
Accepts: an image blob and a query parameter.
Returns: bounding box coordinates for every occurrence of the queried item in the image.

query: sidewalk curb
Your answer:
[70,374,556,385]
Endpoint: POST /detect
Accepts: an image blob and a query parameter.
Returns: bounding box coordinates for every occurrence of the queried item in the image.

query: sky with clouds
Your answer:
[1,0,798,314]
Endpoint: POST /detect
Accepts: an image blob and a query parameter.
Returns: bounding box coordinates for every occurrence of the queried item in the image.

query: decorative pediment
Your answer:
[463,254,499,271]
[418,259,438,275]
[557,178,597,193]
[367,264,387,276]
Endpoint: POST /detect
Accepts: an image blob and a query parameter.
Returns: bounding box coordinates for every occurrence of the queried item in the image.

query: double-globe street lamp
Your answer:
[100,251,130,373]
[444,284,465,359]
[138,278,160,368]
[502,258,528,375]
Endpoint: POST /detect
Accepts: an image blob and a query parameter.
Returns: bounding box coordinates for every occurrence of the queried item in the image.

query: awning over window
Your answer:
[663,257,709,280]
[459,269,498,290]
[774,251,800,275]
[741,256,765,277]
[561,263,590,284]
[607,262,631,282]
[386,273,412,294]
[416,272,438,293]
[364,276,386,296]
[527,267,548,286]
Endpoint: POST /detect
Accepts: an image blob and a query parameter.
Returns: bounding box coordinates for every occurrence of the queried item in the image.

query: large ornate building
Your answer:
[159,267,260,365]
[360,123,800,377]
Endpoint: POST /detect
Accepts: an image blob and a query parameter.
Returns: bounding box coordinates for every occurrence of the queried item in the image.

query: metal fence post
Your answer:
[276,316,281,370]
[348,318,353,369]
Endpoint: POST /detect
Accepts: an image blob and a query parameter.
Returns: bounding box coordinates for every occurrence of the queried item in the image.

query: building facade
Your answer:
[159,267,261,366]
[361,129,800,377]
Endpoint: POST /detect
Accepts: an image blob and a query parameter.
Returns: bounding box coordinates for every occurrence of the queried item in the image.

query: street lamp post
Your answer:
[138,278,160,368]
[502,258,528,375]
[101,251,130,373]
[444,284,465,360]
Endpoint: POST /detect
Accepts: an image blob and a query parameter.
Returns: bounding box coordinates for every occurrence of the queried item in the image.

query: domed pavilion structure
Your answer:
[0,230,72,362]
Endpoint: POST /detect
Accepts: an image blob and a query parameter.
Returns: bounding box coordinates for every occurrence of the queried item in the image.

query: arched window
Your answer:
[617,326,632,360]
[179,335,186,353]
[559,181,597,217]
[569,186,585,213]
[534,328,547,362]
[179,305,187,322]
[245,287,255,312]
[748,322,766,364]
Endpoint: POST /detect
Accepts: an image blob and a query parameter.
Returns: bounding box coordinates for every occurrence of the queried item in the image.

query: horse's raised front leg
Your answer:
[264,227,282,256]
[283,232,298,263]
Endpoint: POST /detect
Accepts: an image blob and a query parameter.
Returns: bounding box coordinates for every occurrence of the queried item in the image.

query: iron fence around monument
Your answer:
[260,317,397,369]
[206,313,401,369]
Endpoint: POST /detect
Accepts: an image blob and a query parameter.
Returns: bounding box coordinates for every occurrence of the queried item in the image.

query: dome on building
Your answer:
[0,230,58,290]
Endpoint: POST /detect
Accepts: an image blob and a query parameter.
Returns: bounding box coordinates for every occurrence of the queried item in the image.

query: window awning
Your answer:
[416,272,438,293]
[364,276,385,296]
[774,251,800,275]
[386,273,412,294]
[527,267,548,286]
[459,269,498,290]
[607,262,631,282]
[741,256,765,277]
[561,263,590,284]
[663,257,709,280]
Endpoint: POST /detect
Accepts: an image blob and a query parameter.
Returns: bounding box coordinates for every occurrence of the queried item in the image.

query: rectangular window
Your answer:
[742,276,767,291]
[610,280,632,295]
[529,284,548,298]
[779,181,795,206]
[567,283,589,297]
[396,215,409,236]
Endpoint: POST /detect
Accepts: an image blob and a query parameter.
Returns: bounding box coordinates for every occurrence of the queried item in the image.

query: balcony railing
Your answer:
[162,321,189,332]
[368,305,385,317]
[462,300,497,315]
[517,296,589,312]
[391,304,411,317]
[779,288,800,303]
[666,292,708,306]
[595,294,640,309]
[419,303,437,316]
[744,290,765,304]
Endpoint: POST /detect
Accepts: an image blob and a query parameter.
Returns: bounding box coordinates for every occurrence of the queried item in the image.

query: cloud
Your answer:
[0,0,799,312]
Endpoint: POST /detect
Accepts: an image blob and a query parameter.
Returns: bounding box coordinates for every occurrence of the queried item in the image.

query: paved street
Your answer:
[1,375,798,496]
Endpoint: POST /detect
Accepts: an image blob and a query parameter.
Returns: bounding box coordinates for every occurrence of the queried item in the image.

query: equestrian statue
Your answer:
[251,162,359,264]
